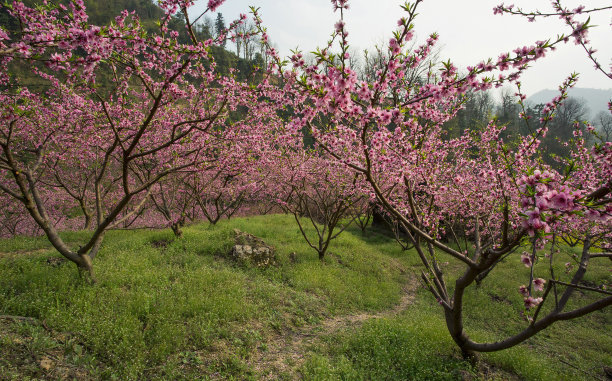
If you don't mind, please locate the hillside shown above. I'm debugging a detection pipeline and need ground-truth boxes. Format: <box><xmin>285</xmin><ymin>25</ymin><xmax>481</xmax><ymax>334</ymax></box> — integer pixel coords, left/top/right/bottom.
<box><xmin>1</xmin><ymin>214</ymin><xmax>610</xmax><ymax>380</ymax></box>
<box><xmin>527</xmin><ymin>87</ymin><xmax>612</xmax><ymax>119</ymax></box>
<box><xmin>0</xmin><ymin>0</ymin><xmax>262</xmax><ymax>80</ymax></box>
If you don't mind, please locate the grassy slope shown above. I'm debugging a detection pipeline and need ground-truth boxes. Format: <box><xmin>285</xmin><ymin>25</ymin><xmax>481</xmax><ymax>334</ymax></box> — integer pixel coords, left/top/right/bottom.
<box><xmin>0</xmin><ymin>214</ymin><xmax>610</xmax><ymax>380</ymax></box>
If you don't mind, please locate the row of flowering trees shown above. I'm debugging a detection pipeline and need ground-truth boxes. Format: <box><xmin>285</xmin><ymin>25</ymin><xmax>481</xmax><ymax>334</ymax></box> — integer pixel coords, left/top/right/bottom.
<box><xmin>0</xmin><ymin>0</ymin><xmax>610</xmax><ymax>357</ymax></box>
<box><xmin>0</xmin><ymin>0</ymin><xmax>283</xmax><ymax>279</ymax></box>
<box><xmin>252</xmin><ymin>0</ymin><xmax>611</xmax><ymax>356</ymax></box>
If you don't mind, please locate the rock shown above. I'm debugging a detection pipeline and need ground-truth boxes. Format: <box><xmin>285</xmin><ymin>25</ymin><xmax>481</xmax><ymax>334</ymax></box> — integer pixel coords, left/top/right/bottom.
<box><xmin>230</xmin><ymin>229</ymin><xmax>275</xmax><ymax>267</ymax></box>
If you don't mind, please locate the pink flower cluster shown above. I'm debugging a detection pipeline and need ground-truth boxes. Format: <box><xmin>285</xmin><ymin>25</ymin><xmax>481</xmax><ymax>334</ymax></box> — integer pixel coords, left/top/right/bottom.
<box><xmin>519</xmin><ymin>278</ymin><xmax>546</xmax><ymax>309</ymax></box>
<box><xmin>331</xmin><ymin>0</ymin><xmax>349</xmax><ymax>12</ymax></box>
<box><xmin>207</xmin><ymin>0</ymin><xmax>225</xmax><ymax>12</ymax></box>
<box><xmin>518</xmin><ymin>170</ymin><xmax>582</xmax><ymax>237</ymax></box>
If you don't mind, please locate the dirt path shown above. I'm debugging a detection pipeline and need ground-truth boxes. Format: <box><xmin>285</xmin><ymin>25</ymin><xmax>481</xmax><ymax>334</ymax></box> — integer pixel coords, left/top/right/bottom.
<box><xmin>251</xmin><ymin>275</ymin><xmax>420</xmax><ymax>379</ymax></box>
<box><xmin>0</xmin><ymin>248</ymin><xmax>49</xmax><ymax>259</ymax></box>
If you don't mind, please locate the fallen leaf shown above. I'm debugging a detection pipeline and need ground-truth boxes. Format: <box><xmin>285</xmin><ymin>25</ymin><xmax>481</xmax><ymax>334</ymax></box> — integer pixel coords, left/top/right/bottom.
<box><xmin>39</xmin><ymin>356</ymin><xmax>54</xmax><ymax>371</ymax></box>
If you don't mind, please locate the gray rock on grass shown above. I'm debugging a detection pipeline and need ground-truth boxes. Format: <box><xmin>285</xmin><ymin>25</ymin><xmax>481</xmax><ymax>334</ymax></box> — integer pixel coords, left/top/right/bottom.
<box><xmin>230</xmin><ymin>229</ymin><xmax>275</xmax><ymax>267</ymax></box>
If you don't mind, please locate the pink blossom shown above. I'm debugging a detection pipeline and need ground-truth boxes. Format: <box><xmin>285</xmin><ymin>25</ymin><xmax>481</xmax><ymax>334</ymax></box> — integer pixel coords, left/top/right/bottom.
<box><xmin>524</xmin><ymin>296</ymin><xmax>543</xmax><ymax>309</ymax></box>
<box><xmin>535</xmin><ymin>196</ymin><xmax>549</xmax><ymax>210</ymax></box>
<box><xmin>520</xmin><ymin>252</ymin><xmax>532</xmax><ymax>267</ymax></box>
<box><xmin>207</xmin><ymin>0</ymin><xmax>225</xmax><ymax>12</ymax></box>
<box><xmin>550</xmin><ymin>191</ymin><xmax>572</xmax><ymax>209</ymax></box>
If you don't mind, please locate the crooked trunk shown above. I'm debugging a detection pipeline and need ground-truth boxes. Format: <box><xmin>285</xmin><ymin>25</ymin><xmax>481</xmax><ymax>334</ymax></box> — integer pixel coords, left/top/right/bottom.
<box><xmin>444</xmin><ymin>308</ymin><xmax>475</xmax><ymax>359</ymax></box>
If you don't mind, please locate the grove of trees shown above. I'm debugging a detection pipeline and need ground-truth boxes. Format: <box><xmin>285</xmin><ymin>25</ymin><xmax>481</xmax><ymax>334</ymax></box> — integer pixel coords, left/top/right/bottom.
<box><xmin>0</xmin><ymin>0</ymin><xmax>610</xmax><ymax>358</ymax></box>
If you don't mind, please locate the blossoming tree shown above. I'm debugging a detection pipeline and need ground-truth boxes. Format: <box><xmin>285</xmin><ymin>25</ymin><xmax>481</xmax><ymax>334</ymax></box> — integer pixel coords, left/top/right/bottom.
<box><xmin>0</xmin><ymin>0</ymin><xmax>274</xmax><ymax>280</ymax></box>
<box><xmin>255</xmin><ymin>0</ymin><xmax>611</xmax><ymax>355</ymax></box>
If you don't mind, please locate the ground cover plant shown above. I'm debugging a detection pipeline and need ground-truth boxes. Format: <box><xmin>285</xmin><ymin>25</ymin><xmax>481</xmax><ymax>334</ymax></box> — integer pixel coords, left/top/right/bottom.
<box><xmin>0</xmin><ymin>215</ymin><xmax>610</xmax><ymax>380</ymax></box>
<box><xmin>0</xmin><ymin>0</ymin><xmax>611</xmax><ymax>378</ymax></box>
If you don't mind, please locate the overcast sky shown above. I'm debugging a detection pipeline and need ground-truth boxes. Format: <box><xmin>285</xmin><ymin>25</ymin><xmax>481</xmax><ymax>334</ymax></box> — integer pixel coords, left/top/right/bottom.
<box><xmin>190</xmin><ymin>0</ymin><xmax>612</xmax><ymax>97</ymax></box>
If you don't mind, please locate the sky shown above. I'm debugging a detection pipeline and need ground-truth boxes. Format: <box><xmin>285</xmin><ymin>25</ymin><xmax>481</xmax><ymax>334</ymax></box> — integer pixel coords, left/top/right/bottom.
<box><xmin>190</xmin><ymin>0</ymin><xmax>612</xmax><ymax>97</ymax></box>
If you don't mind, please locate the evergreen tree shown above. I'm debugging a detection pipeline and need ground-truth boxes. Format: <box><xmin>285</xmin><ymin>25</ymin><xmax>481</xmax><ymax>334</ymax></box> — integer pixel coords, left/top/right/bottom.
<box><xmin>215</xmin><ymin>13</ymin><xmax>226</xmax><ymax>48</ymax></box>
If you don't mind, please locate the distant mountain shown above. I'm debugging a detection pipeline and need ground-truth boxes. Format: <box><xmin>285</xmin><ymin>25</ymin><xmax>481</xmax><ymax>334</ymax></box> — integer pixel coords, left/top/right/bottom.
<box><xmin>526</xmin><ymin>88</ymin><xmax>612</xmax><ymax>119</ymax></box>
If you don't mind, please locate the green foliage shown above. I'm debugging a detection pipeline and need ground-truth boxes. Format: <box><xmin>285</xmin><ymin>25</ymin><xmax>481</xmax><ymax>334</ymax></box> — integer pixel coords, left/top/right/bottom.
<box><xmin>0</xmin><ymin>215</ymin><xmax>411</xmax><ymax>379</ymax></box>
<box><xmin>302</xmin><ymin>317</ymin><xmax>472</xmax><ymax>380</ymax></box>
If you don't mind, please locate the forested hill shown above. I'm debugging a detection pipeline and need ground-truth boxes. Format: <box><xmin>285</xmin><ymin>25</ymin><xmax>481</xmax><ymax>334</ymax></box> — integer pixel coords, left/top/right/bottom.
<box><xmin>0</xmin><ymin>0</ymin><xmax>264</xmax><ymax>80</ymax></box>
<box><xmin>1</xmin><ymin>0</ymin><xmax>165</xmax><ymax>38</ymax></box>
<box><xmin>77</xmin><ymin>0</ymin><xmax>165</xmax><ymax>24</ymax></box>
<box><xmin>527</xmin><ymin>88</ymin><xmax>612</xmax><ymax>119</ymax></box>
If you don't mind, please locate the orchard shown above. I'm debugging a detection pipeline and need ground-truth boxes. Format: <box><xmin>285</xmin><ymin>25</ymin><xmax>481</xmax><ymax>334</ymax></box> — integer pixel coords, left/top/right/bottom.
<box><xmin>0</xmin><ymin>0</ymin><xmax>610</xmax><ymax>377</ymax></box>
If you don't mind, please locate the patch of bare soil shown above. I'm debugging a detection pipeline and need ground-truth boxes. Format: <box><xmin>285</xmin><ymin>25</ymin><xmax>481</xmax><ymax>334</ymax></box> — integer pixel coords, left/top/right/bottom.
<box><xmin>0</xmin><ymin>248</ymin><xmax>49</xmax><ymax>259</ymax></box>
<box><xmin>250</xmin><ymin>274</ymin><xmax>420</xmax><ymax>380</ymax></box>
<box><xmin>0</xmin><ymin>316</ymin><xmax>97</xmax><ymax>381</ymax></box>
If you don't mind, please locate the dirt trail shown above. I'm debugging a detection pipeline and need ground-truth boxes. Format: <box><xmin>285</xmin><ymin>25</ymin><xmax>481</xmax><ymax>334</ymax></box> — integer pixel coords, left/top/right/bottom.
<box><xmin>251</xmin><ymin>275</ymin><xmax>420</xmax><ymax>379</ymax></box>
<box><xmin>0</xmin><ymin>248</ymin><xmax>49</xmax><ymax>259</ymax></box>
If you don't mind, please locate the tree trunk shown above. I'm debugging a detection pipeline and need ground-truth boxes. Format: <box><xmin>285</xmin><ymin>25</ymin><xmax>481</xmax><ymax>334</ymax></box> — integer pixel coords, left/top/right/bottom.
<box><xmin>80</xmin><ymin>199</ymin><xmax>93</xmax><ymax>230</ymax></box>
<box><xmin>171</xmin><ymin>223</ymin><xmax>183</xmax><ymax>238</ymax></box>
<box><xmin>83</xmin><ymin>212</ymin><xmax>92</xmax><ymax>230</ymax></box>
<box><xmin>76</xmin><ymin>253</ymin><xmax>96</xmax><ymax>284</ymax></box>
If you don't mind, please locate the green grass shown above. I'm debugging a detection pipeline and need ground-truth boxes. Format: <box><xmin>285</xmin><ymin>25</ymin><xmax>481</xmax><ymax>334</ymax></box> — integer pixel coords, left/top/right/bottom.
<box><xmin>0</xmin><ymin>214</ymin><xmax>610</xmax><ymax>380</ymax></box>
<box><xmin>301</xmin><ymin>313</ymin><xmax>472</xmax><ymax>381</ymax></box>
